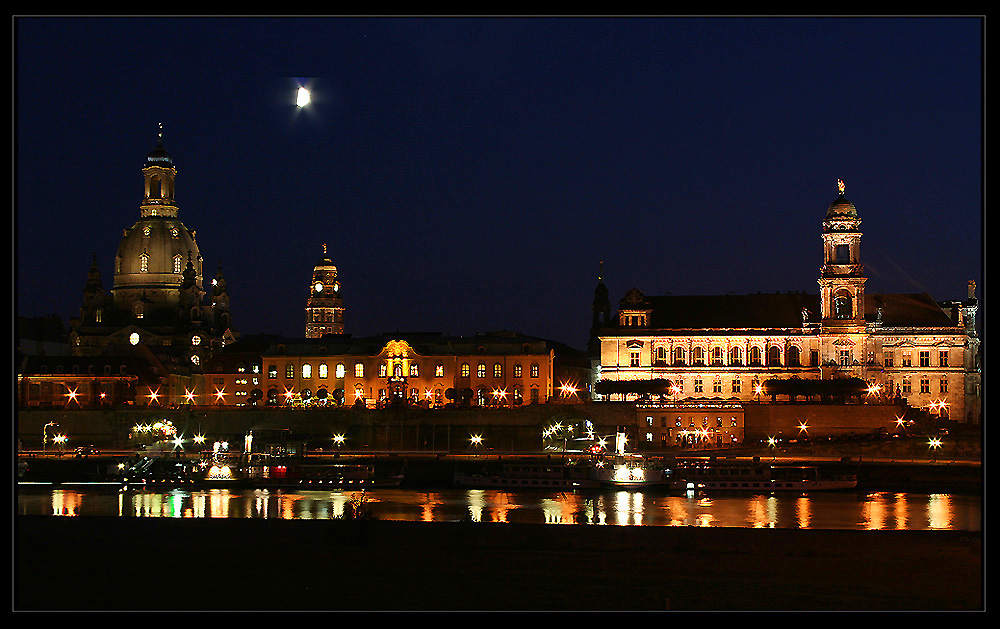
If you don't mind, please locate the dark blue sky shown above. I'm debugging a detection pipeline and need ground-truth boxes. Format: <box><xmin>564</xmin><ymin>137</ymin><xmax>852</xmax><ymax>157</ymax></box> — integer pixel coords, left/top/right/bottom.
<box><xmin>16</xmin><ymin>17</ymin><xmax>983</xmax><ymax>349</ymax></box>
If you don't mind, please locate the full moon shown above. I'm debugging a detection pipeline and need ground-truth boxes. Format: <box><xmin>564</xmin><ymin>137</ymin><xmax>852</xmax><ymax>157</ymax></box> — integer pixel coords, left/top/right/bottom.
<box><xmin>296</xmin><ymin>86</ymin><xmax>311</xmax><ymax>107</ymax></box>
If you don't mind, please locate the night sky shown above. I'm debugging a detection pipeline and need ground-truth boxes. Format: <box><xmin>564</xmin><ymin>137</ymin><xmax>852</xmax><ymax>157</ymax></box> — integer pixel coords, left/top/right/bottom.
<box><xmin>15</xmin><ymin>17</ymin><xmax>983</xmax><ymax>350</ymax></box>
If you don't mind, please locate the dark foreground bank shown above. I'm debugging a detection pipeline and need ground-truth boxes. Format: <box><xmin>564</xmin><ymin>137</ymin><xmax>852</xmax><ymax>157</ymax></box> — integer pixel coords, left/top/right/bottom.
<box><xmin>16</xmin><ymin>516</ymin><xmax>982</xmax><ymax>611</ymax></box>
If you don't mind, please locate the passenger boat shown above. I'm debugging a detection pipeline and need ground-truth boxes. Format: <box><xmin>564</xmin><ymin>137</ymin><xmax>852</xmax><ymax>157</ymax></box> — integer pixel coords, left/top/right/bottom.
<box><xmin>453</xmin><ymin>459</ymin><xmax>603</xmax><ymax>490</ymax></box>
<box><xmin>669</xmin><ymin>457</ymin><xmax>857</xmax><ymax>492</ymax></box>
<box><xmin>240</xmin><ymin>456</ymin><xmax>404</xmax><ymax>489</ymax></box>
<box><xmin>590</xmin><ymin>453</ymin><xmax>672</xmax><ymax>489</ymax></box>
<box><xmin>123</xmin><ymin>453</ymin><xmax>403</xmax><ymax>490</ymax></box>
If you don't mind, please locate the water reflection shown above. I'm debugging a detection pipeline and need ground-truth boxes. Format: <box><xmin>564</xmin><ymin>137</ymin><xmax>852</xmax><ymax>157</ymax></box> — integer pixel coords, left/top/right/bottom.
<box><xmin>18</xmin><ymin>487</ymin><xmax>980</xmax><ymax>531</ymax></box>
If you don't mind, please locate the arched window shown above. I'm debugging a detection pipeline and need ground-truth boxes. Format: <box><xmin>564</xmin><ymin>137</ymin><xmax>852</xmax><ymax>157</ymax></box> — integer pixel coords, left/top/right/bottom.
<box><xmin>268</xmin><ymin>365</ymin><xmax>277</xmax><ymax>379</ymax></box>
<box><xmin>712</xmin><ymin>347</ymin><xmax>724</xmax><ymax>365</ymax></box>
<box><xmin>493</xmin><ymin>363</ymin><xmax>503</xmax><ymax>378</ymax></box>
<box><xmin>173</xmin><ymin>254</ymin><xmax>183</xmax><ymax>274</ymax></box>
<box><xmin>787</xmin><ymin>346</ymin><xmax>801</xmax><ymax>367</ymax></box>
<box><xmin>301</xmin><ymin>364</ymin><xmax>312</xmax><ymax>379</ymax></box>
<box><xmin>318</xmin><ymin>363</ymin><xmax>328</xmax><ymax>379</ymax></box>
<box><xmin>729</xmin><ymin>347</ymin><xmax>743</xmax><ymax>365</ymax></box>
<box><xmin>477</xmin><ymin>363</ymin><xmax>486</xmax><ymax>378</ymax></box>
<box><xmin>767</xmin><ymin>346</ymin><xmax>781</xmax><ymax>367</ymax></box>
<box><xmin>834</xmin><ymin>291</ymin><xmax>853</xmax><ymax>319</ymax></box>
<box><xmin>410</xmin><ymin>363</ymin><xmax>419</xmax><ymax>377</ymax></box>
<box><xmin>139</xmin><ymin>253</ymin><xmax>148</xmax><ymax>273</ymax></box>
<box><xmin>672</xmin><ymin>347</ymin><xmax>686</xmax><ymax>365</ymax></box>
<box><xmin>461</xmin><ymin>363</ymin><xmax>470</xmax><ymax>378</ymax></box>
<box><xmin>692</xmin><ymin>347</ymin><xmax>705</xmax><ymax>365</ymax></box>
<box><xmin>656</xmin><ymin>347</ymin><xmax>668</xmax><ymax>363</ymax></box>
<box><xmin>336</xmin><ymin>363</ymin><xmax>346</xmax><ymax>378</ymax></box>
<box><xmin>750</xmin><ymin>346</ymin><xmax>762</xmax><ymax>366</ymax></box>
<box><xmin>530</xmin><ymin>363</ymin><xmax>539</xmax><ymax>378</ymax></box>
<box><xmin>354</xmin><ymin>363</ymin><xmax>364</xmax><ymax>377</ymax></box>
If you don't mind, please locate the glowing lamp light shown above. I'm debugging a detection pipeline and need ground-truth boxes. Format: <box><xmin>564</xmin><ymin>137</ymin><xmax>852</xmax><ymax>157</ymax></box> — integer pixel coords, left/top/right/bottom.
<box><xmin>215</xmin><ymin>389</ymin><xmax>226</xmax><ymax>402</ymax></box>
<box><xmin>184</xmin><ymin>389</ymin><xmax>197</xmax><ymax>404</ymax></box>
<box><xmin>768</xmin><ymin>437</ymin><xmax>777</xmax><ymax>447</ymax></box>
<box><xmin>469</xmin><ymin>434</ymin><xmax>483</xmax><ymax>447</ymax></box>
<box><xmin>928</xmin><ymin>437</ymin><xmax>943</xmax><ymax>449</ymax></box>
<box><xmin>296</xmin><ymin>86</ymin><xmax>311</xmax><ymax>107</ymax></box>
<box><xmin>147</xmin><ymin>388</ymin><xmax>160</xmax><ymax>404</ymax></box>
<box><xmin>193</xmin><ymin>434</ymin><xmax>206</xmax><ymax>445</ymax></box>
<box><xmin>798</xmin><ymin>422</ymin><xmax>809</xmax><ymax>434</ymax></box>
<box><xmin>333</xmin><ymin>434</ymin><xmax>345</xmax><ymax>446</ymax></box>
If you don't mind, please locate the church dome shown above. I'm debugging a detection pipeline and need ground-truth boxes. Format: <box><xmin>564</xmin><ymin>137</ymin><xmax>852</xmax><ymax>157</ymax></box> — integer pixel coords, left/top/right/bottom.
<box><xmin>114</xmin><ymin>218</ymin><xmax>202</xmax><ymax>291</ymax></box>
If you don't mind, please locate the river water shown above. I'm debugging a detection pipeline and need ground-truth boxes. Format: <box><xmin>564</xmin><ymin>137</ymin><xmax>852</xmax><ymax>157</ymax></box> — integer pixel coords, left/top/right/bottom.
<box><xmin>16</xmin><ymin>485</ymin><xmax>981</xmax><ymax>531</ymax></box>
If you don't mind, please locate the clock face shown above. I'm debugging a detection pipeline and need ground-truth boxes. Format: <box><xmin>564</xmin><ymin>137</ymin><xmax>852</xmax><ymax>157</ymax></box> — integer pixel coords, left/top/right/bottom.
<box><xmin>314</xmin><ymin>282</ymin><xmax>324</xmax><ymax>293</ymax></box>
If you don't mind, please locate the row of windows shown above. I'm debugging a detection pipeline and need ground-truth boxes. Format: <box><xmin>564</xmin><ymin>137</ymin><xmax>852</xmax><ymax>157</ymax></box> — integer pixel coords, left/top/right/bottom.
<box><xmin>633</xmin><ymin>345</ymin><xmax>813</xmax><ymax>367</ymax></box>
<box><xmin>265</xmin><ymin>361</ymin><xmax>543</xmax><ymax>380</ymax></box>
<box><xmin>645</xmin><ymin>415</ymin><xmax>741</xmax><ymax>428</ymax></box>
<box><xmin>889</xmin><ymin>377</ymin><xmax>951</xmax><ymax>395</ymax></box>
<box><xmin>885</xmin><ymin>350</ymin><xmax>951</xmax><ymax>368</ymax></box>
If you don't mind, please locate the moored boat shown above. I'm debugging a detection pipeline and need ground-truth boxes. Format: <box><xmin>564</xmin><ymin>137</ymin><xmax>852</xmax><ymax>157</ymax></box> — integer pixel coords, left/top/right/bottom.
<box><xmin>670</xmin><ymin>456</ymin><xmax>857</xmax><ymax>492</ymax></box>
<box><xmin>591</xmin><ymin>453</ymin><xmax>672</xmax><ymax>489</ymax></box>
<box><xmin>454</xmin><ymin>459</ymin><xmax>602</xmax><ymax>490</ymax></box>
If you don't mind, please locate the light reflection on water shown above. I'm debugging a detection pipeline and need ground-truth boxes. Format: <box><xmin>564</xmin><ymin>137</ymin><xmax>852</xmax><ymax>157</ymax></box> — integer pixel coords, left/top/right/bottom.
<box><xmin>17</xmin><ymin>487</ymin><xmax>981</xmax><ymax>531</ymax></box>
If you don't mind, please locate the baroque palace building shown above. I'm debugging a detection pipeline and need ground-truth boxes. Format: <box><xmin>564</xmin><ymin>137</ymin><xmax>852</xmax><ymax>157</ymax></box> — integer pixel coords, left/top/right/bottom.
<box><xmin>593</xmin><ymin>181</ymin><xmax>981</xmax><ymax>423</ymax></box>
<box><xmin>202</xmin><ymin>331</ymin><xmax>591</xmax><ymax>409</ymax></box>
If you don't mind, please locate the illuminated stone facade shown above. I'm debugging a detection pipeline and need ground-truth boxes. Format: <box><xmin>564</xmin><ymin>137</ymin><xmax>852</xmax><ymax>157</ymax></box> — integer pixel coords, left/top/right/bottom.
<box><xmin>304</xmin><ymin>244</ymin><xmax>345</xmax><ymax>337</ymax></box>
<box><xmin>596</xmin><ymin>182</ymin><xmax>981</xmax><ymax>423</ymax></box>
<box><xmin>69</xmin><ymin>129</ymin><xmax>236</xmax><ymax>375</ymax></box>
<box><xmin>202</xmin><ymin>332</ymin><xmax>582</xmax><ymax>408</ymax></box>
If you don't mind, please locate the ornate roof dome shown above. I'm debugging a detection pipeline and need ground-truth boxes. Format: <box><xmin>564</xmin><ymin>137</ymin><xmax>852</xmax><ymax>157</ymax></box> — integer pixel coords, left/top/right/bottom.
<box><xmin>825</xmin><ymin>179</ymin><xmax>858</xmax><ymax>219</ymax></box>
<box><xmin>145</xmin><ymin>140</ymin><xmax>173</xmax><ymax>168</ymax></box>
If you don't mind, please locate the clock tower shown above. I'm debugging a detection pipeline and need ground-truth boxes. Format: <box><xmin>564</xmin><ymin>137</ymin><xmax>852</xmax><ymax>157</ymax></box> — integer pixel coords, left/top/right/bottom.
<box><xmin>305</xmin><ymin>244</ymin><xmax>345</xmax><ymax>338</ymax></box>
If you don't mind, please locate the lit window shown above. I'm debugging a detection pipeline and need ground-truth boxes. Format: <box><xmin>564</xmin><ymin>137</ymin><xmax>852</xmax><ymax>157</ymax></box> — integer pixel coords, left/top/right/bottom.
<box><xmin>319</xmin><ymin>363</ymin><xmax>328</xmax><ymax>379</ymax></box>
<box><xmin>355</xmin><ymin>363</ymin><xmax>364</xmax><ymax>377</ymax></box>
<box><xmin>530</xmin><ymin>363</ymin><xmax>539</xmax><ymax>378</ymax></box>
<box><xmin>435</xmin><ymin>364</ymin><xmax>444</xmax><ymax>377</ymax></box>
<box><xmin>285</xmin><ymin>364</ymin><xmax>294</xmax><ymax>379</ymax></box>
<box><xmin>336</xmin><ymin>364</ymin><xmax>346</xmax><ymax>378</ymax></box>
<box><xmin>839</xmin><ymin>350</ymin><xmax>851</xmax><ymax>366</ymax></box>
<box><xmin>513</xmin><ymin>364</ymin><xmax>522</xmax><ymax>378</ymax></box>
<box><xmin>379</xmin><ymin>364</ymin><xmax>387</xmax><ymax>377</ymax></box>
<box><xmin>410</xmin><ymin>363</ymin><xmax>419</xmax><ymax>377</ymax></box>
<box><xmin>139</xmin><ymin>253</ymin><xmax>148</xmax><ymax>273</ymax></box>
<box><xmin>461</xmin><ymin>363</ymin><xmax>470</xmax><ymax>378</ymax></box>
<box><xmin>302</xmin><ymin>364</ymin><xmax>312</xmax><ymax>379</ymax></box>
<box><xmin>493</xmin><ymin>363</ymin><xmax>502</xmax><ymax>378</ymax></box>
<box><xmin>174</xmin><ymin>254</ymin><xmax>183</xmax><ymax>274</ymax></box>
<box><xmin>477</xmin><ymin>363</ymin><xmax>486</xmax><ymax>378</ymax></box>
<box><xmin>268</xmin><ymin>365</ymin><xmax>277</xmax><ymax>379</ymax></box>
